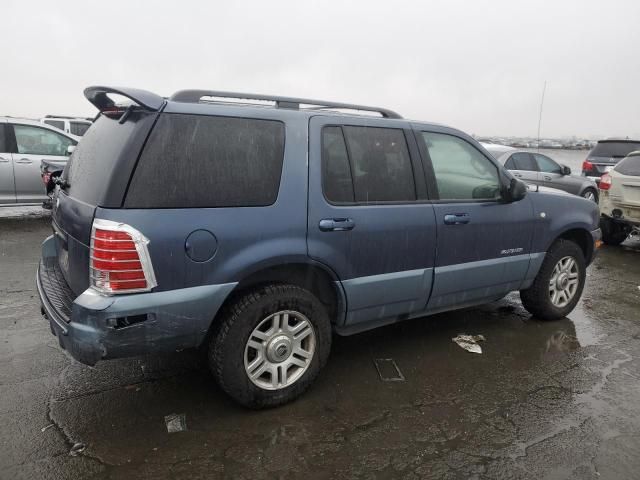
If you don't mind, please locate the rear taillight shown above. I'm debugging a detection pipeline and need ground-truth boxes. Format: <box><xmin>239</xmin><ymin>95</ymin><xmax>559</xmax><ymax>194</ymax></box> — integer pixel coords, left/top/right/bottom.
<box><xmin>582</xmin><ymin>160</ymin><xmax>594</xmax><ymax>172</ymax></box>
<box><xmin>89</xmin><ymin>219</ymin><xmax>157</xmax><ymax>295</ymax></box>
<box><xmin>599</xmin><ymin>173</ymin><xmax>612</xmax><ymax>191</ymax></box>
<box><xmin>42</xmin><ymin>173</ymin><xmax>51</xmax><ymax>185</ymax></box>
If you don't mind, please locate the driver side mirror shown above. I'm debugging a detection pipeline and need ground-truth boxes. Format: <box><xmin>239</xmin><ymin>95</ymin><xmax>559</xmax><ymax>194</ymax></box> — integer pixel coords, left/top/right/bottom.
<box><xmin>66</xmin><ymin>145</ymin><xmax>76</xmax><ymax>156</ymax></box>
<box><xmin>561</xmin><ymin>164</ymin><xmax>571</xmax><ymax>175</ymax></box>
<box><xmin>504</xmin><ymin>177</ymin><xmax>527</xmax><ymax>203</ymax></box>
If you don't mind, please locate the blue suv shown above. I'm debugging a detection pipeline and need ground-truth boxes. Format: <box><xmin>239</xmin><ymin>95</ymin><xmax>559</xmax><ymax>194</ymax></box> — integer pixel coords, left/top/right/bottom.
<box><xmin>38</xmin><ymin>86</ymin><xmax>601</xmax><ymax>407</ymax></box>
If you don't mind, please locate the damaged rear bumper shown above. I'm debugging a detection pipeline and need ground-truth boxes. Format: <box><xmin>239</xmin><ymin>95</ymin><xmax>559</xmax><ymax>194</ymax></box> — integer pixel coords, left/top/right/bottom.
<box><xmin>37</xmin><ymin>236</ymin><xmax>236</xmax><ymax>366</ymax></box>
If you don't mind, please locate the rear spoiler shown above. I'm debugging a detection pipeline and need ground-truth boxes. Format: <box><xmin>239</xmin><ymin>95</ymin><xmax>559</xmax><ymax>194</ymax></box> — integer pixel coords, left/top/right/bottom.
<box><xmin>84</xmin><ymin>86</ymin><xmax>165</xmax><ymax>112</ymax></box>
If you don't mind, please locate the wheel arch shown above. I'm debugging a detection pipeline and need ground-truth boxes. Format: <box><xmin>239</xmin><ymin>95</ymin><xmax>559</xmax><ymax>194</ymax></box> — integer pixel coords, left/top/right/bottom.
<box><xmin>552</xmin><ymin>228</ymin><xmax>594</xmax><ymax>264</ymax></box>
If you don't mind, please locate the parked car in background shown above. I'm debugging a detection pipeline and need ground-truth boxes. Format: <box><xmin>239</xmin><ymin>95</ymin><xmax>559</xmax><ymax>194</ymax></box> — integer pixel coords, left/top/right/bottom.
<box><xmin>0</xmin><ymin>117</ymin><xmax>77</xmax><ymax>205</ymax></box>
<box><xmin>598</xmin><ymin>151</ymin><xmax>640</xmax><ymax>245</ymax></box>
<box><xmin>38</xmin><ymin>86</ymin><xmax>601</xmax><ymax>408</ymax></box>
<box><xmin>41</xmin><ymin>116</ymin><xmax>92</xmax><ymax>137</ymax></box>
<box><xmin>582</xmin><ymin>139</ymin><xmax>640</xmax><ymax>181</ymax></box>
<box><xmin>483</xmin><ymin>144</ymin><xmax>599</xmax><ymax>201</ymax></box>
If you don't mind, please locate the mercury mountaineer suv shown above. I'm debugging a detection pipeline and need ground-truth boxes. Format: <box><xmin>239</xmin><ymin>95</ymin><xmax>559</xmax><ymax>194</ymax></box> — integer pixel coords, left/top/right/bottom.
<box><xmin>38</xmin><ymin>86</ymin><xmax>601</xmax><ymax>408</ymax></box>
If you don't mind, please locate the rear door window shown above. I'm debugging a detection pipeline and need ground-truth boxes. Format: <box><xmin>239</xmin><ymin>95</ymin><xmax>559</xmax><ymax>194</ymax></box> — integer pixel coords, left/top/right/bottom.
<box><xmin>506</xmin><ymin>152</ymin><xmax>537</xmax><ymax>171</ymax></box>
<box><xmin>615</xmin><ymin>155</ymin><xmax>640</xmax><ymax>176</ymax></box>
<box><xmin>342</xmin><ymin>126</ymin><xmax>416</xmax><ymax>203</ymax></box>
<box><xmin>44</xmin><ymin>120</ymin><xmax>65</xmax><ymax>131</ymax></box>
<box><xmin>125</xmin><ymin>114</ymin><xmax>285</xmax><ymax>208</ymax></box>
<box><xmin>0</xmin><ymin>124</ymin><xmax>6</xmax><ymax>151</ymax></box>
<box><xmin>13</xmin><ymin>124</ymin><xmax>74</xmax><ymax>156</ymax></box>
<box><xmin>322</xmin><ymin>126</ymin><xmax>355</xmax><ymax>203</ymax></box>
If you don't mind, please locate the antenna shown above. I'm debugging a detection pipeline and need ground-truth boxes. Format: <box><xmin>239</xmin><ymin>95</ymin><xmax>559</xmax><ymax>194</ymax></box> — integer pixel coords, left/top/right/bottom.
<box><xmin>536</xmin><ymin>81</ymin><xmax>546</xmax><ymax>152</ymax></box>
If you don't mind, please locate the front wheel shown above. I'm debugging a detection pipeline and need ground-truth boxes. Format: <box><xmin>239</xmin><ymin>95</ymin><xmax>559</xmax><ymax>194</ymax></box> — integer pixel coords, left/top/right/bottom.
<box><xmin>520</xmin><ymin>239</ymin><xmax>586</xmax><ymax>320</ymax></box>
<box><xmin>209</xmin><ymin>284</ymin><xmax>332</xmax><ymax>408</ymax></box>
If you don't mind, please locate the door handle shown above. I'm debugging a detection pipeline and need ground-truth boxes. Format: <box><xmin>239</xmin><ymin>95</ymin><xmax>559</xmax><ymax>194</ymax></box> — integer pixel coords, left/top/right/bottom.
<box><xmin>0</xmin><ymin>157</ymin><xmax>9</xmax><ymax>163</ymax></box>
<box><xmin>319</xmin><ymin>218</ymin><xmax>355</xmax><ymax>232</ymax></box>
<box><xmin>15</xmin><ymin>158</ymin><xmax>33</xmax><ymax>164</ymax></box>
<box><xmin>444</xmin><ymin>213</ymin><xmax>470</xmax><ymax>225</ymax></box>
<box><xmin>513</xmin><ymin>173</ymin><xmax>523</xmax><ymax>178</ymax></box>
<box><xmin>543</xmin><ymin>176</ymin><xmax>552</xmax><ymax>181</ymax></box>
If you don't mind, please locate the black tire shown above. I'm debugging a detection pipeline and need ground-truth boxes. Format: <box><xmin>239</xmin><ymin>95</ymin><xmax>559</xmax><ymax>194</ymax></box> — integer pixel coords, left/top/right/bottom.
<box><xmin>581</xmin><ymin>188</ymin><xmax>598</xmax><ymax>203</ymax></box>
<box><xmin>209</xmin><ymin>284</ymin><xmax>332</xmax><ymax>408</ymax></box>
<box><xmin>600</xmin><ymin>216</ymin><xmax>628</xmax><ymax>246</ymax></box>
<box><xmin>520</xmin><ymin>239</ymin><xmax>586</xmax><ymax>320</ymax></box>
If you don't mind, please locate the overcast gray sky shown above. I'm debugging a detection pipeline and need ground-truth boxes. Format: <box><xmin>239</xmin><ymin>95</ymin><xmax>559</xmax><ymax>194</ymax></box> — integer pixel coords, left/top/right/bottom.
<box><xmin>3</xmin><ymin>0</ymin><xmax>639</xmax><ymax>138</ymax></box>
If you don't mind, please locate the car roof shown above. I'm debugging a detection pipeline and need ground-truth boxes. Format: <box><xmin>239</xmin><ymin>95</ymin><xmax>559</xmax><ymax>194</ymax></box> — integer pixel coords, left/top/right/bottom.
<box><xmin>597</xmin><ymin>138</ymin><xmax>640</xmax><ymax>143</ymax></box>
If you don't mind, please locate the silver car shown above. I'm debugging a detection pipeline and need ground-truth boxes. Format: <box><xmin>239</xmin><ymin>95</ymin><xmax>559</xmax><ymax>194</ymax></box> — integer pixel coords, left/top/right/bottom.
<box><xmin>1</xmin><ymin>117</ymin><xmax>77</xmax><ymax>205</ymax></box>
<box><xmin>483</xmin><ymin>144</ymin><xmax>599</xmax><ymax>202</ymax></box>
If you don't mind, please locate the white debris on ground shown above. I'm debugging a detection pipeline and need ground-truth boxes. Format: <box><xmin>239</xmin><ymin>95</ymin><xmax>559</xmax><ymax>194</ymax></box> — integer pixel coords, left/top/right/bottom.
<box><xmin>452</xmin><ymin>334</ymin><xmax>486</xmax><ymax>354</ymax></box>
<box><xmin>165</xmin><ymin>413</ymin><xmax>187</xmax><ymax>433</ymax></box>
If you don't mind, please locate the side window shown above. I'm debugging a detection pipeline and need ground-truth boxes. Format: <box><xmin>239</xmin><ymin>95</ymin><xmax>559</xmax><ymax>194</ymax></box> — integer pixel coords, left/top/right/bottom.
<box><xmin>125</xmin><ymin>114</ymin><xmax>285</xmax><ymax>208</ymax></box>
<box><xmin>509</xmin><ymin>152</ymin><xmax>537</xmax><ymax>171</ymax></box>
<box><xmin>44</xmin><ymin>120</ymin><xmax>65</xmax><ymax>131</ymax></box>
<box><xmin>322</xmin><ymin>127</ymin><xmax>354</xmax><ymax>203</ymax></box>
<box><xmin>70</xmin><ymin>122</ymin><xmax>91</xmax><ymax>136</ymax></box>
<box><xmin>534</xmin><ymin>154</ymin><xmax>561</xmax><ymax>174</ymax></box>
<box><xmin>342</xmin><ymin>126</ymin><xmax>416</xmax><ymax>202</ymax></box>
<box><xmin>421</xmin><ymin>132</ymin><xmax>501</xmax><ymax>201</ymax></box>
<box><xmin>0</xmin><ymin>124</ymin><xmax>6</xmax><ymax>152</ymax></box>
<box><xmin>505</xmin><ymin>156</ymin><xmax>516</xmax><ymax>169</ymax></box>
<box><xmin>13</xmin><ymin>125</ymin><xmax>75</xmax><ymax>156</ymax></box>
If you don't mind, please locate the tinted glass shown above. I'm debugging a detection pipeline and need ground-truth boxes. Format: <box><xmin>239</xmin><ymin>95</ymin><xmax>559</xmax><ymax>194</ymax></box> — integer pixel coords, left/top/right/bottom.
<box><xmin>0</xmin><ymin>125</ymin><xmax>6</xmax><ymax>151</ymax></box>
<box><xmin>614</xmin><ymin>154</ymin><xmax>640</xmax><ymax>176</ymax></box>
<box><xmin>422</xmin><ymin>132</ymin><xmax>501</xmax><ymax>200</ymax></box>
<box><xmin>13</xmin><ymin>124</ymin><xmax>74</xmax><ymax>156</ymax></box>
<box><xmin>534</xmin><ymin>154</ymin><xmax>561</xmax><ymax>173</ymax></box>
<box><xmin>590</xmin><ymin>141</ymin><xmax>640</xmax><ymax>158</ymax></box>
<box><xmin>343</xmin><ymin>126</ymin><xmax>416</xmax><ymax>202</ymax></box>
<box><xmin>322</xmin><ymin>127</ymin><xmax>354</xmax><ymax>203</ymax></box>
<box><xmin>70</xmin><ymin>122</ymin><xmax>91</xmax><ymax>136</ymax></box>
<box><xmin>509</xmin><ymin>152</ymin><xmax>537</xmax><ymax>171</ymax></box>
<box><xmin>126</xmin><ymin>114</ymin><xmax>285</xmax><ymax>208</ymax></box>
<box><xmin>44</xmin><ymin>120</ymin><xmax>65</xmax><ymax>130</ymax></box>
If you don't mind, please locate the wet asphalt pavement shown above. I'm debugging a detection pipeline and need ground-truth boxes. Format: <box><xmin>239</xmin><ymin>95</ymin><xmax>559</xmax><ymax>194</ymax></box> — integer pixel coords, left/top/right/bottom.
<box><xmin>1</xmin><ymin>208</ymin><xmax>640</xmax><ymax>479</ymax></box>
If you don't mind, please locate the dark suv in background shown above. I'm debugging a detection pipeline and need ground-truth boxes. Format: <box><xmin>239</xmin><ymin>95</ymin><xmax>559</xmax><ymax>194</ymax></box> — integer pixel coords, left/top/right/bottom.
<box><xmin>38</xmin><ymin>86</ymin><xmax>601</xmax><ymax>408</ymax></box>
<box><xmin>582</xmin><ymin>139</ymin><xmax>640</xmax><ymax>180</ymax></box>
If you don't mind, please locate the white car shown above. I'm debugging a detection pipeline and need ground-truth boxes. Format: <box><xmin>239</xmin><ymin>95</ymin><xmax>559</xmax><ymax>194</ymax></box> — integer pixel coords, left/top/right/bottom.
<box><xmin>1</xmin><ymin>117</ymin><xmax>77</xmax><ymax>205</ymax></box>
<box><xmin>41</xmin><ymin>116</ymin><xmax>92</xmax><ymax>137</ymax></box>
<box><xmin>598</xmin><ymin>151</ymin><xmax>640</xmax><ymax>245</ymax></box>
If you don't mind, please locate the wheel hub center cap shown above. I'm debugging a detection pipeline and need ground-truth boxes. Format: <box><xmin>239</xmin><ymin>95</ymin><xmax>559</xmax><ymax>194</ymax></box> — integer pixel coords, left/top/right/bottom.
<box><xmin>557</xmin><ymin>273</ymin><xmax>569</xmax><ymax>290</ymax></box>
<box><xmin>266</xmin><ymin>335</ymin><xmax>292</xmax><ymax>363</ymax></box>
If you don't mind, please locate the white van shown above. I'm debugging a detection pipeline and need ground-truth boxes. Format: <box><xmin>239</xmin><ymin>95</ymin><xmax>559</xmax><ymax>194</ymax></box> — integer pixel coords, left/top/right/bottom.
<box><xmin>41</xmin><ymin>116</ymin><xmax>92</xmax><ymax>137</ymax></box>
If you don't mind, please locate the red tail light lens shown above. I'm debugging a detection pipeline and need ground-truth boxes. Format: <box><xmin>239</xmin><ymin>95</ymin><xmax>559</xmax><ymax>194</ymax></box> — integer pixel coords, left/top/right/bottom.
<box><xmin>599</xmin><ymin>173</ymin><xmax>612</xmax><ymax>191</ymax></box>
<box><xmin>42</xmin><ymin>173</ymin><xmax>51</xmax><ymax>185</ymax></box>
<box><xmin>582</xmin><ymin>160</ymin><xmax>594</xmax><ymax>172</ymax></box>
<box><xmin>90</xmin><ymin>219</ymin><xmax>157</xmax><ymax>295</ymax></box>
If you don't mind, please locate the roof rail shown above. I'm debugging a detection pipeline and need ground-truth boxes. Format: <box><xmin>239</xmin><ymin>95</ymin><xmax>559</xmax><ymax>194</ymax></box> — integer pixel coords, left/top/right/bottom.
<box><xmin>169</xmin><ymin>89</ymin><xmax>402</xmax><ymax>119</ymax></box>
<box><xmin>84</xmin><ymin>86</ymin><xmax>165</xmax><ymax>112</ymax></box>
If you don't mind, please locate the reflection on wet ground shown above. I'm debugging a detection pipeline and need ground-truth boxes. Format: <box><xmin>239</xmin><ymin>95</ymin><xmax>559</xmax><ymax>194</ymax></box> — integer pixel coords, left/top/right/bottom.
<box><xmin>1</xmin><ymin>214</ymin><xmax>640</xmax><ymax>479</ymax></box>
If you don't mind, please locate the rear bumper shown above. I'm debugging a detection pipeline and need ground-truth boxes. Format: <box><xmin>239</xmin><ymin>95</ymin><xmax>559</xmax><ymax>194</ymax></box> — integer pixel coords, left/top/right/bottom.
<box><xmin>37</xmin><ymin>235</ymin><xmax>236</xmax><ymax>366</ymax></box>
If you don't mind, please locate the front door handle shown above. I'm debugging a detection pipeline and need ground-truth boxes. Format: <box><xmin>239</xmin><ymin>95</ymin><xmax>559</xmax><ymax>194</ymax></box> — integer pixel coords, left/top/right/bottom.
<box><xmin>15</xmin><ymin>158</ymin><xmax>33</xmax><ymax>164</ymax></box>
<box><xmin>513</xmin><ymin>173</ymin><xmax>523</xmax><ymax>178</ymax></box>
<box><xmin>319</xmin><ymin>218</ymin><xmax>355</xmax><ymax>232</ymax></box>
<box><xmin>444</xmin><ymin>213</ymin><xmax>470</xmax><ymax>225</ymax></box>
<box><xmin>543</xmin><ymin>176</ymin><xmax>552</xmax><ymax>181</ymax></box>
<box><xmin>0</xmin><ymin>157</ymin><xmax>9</xmax><ymax>163</ymax></box>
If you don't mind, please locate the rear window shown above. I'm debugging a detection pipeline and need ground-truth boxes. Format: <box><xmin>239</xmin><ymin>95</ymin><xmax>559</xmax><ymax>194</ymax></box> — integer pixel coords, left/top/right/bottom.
<box><xmin>70</xmin><ymin>122</ymin><xmax>91</xmax><ymax>136</ymax></box>
<box><xmin>65</xmin><ymin>112</ymin><xmax>155</xmax><ymax>206</ymax></box>
<box><xmin>614</xmin><ymin>154</ymin><xmax>640</xmax><ymax>176</ymax></box>
<box><xmin>590</xmin><ymin>141</ymin><xmax>640</xmax><ymax>158</ymax></box>
<box><xmin>125</xmin><ymin>114</ymin><xmax>285</xmax><ymax>208</ymax></box>
<box><xmin>44</xmin><ymin>120</ymin><xmax>65</xmax><ymax>130</ymax></box>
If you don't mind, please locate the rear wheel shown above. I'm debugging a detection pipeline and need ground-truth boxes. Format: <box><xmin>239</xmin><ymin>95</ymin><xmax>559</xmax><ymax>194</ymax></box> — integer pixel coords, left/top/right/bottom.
<box><xmin>581</xmin><ymin>188</ymin><xmax>598</xmax><ymax>203</ymax></box>
<box><xmin>209</xmin><ymin>284</ymin><xmax>332</xmax><ymax>408</ymax></box>
<box><xmin>520</xmin><ymin>239</ymin><xmax>586</xmax><ymax>320</ymax></box>
<box><xmin>600</xmin><ymin>216</ymin><xmax>628</xmax><ymax>246</ymax></box>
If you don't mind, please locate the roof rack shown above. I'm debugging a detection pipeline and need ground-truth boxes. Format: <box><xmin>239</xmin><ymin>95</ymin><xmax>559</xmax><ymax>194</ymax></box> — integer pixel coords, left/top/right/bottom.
<box><xmin>169</xmin><ymin>89</ymin><xmax>402</xmax><ymax>119</ymax></box>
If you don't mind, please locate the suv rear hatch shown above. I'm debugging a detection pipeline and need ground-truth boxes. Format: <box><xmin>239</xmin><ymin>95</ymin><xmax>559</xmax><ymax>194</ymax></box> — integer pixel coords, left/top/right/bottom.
<box><xmin>51</xmin><ymin>88</ymin><xmax>163</xmax><ymax>297</ymax></box>
<box><xmin>583</xmin><ymin>140</ymin><xmax>640</xmax><ymax>178</ymax></box>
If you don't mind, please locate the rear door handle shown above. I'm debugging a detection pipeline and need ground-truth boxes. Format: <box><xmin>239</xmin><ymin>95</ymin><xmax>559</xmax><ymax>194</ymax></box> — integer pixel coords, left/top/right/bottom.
<box><xmin>319</xmin><ymin>218</ymin><xmax>355</xmax><ymax>232</ymax></box>
<box><xmin>0</xmin><ymin>157</ymin><xmax>9</xmax><ymax>163</ymax></box>
<box><xmin>444</xmin><ymin>213</ymin><xmax>470</xmax><ymax>225</ymax></box>
<box><xmin>15</xmin><ymin>158</ymin><xmax>33</xmax><ymax>164</ymax></box>
<box><xmin>513</xmin><ymin>173</ymin><xmax>523</xmax><ymax>178</ymax></box>
<box><xmin>543</xmin><ymin>176</ymin><xmax>552</xmax><ymax>181</ymax></box>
